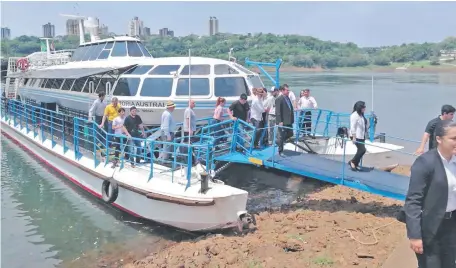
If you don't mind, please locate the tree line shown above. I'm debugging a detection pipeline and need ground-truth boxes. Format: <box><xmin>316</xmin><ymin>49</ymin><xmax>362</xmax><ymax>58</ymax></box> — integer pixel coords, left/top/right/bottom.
<box><xmin>2</xmin><ymin>34</ymin><xmax>456</xmax><ymax>69</ymax></box>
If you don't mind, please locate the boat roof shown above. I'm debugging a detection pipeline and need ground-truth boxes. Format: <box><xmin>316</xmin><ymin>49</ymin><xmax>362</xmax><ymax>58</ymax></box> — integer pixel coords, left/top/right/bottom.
<box><xmin>80</xmin><ymin>36</ymin><xmax>141</xmax><ymax>46</ymax></box>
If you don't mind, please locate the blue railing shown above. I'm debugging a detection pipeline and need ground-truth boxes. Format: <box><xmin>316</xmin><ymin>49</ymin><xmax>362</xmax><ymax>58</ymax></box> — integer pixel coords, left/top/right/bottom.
<box><xmin>1</xmin><ymin>99</ymin><xmax>215</xmax><ymax>189</ymax></box>
<box><xmin>1</xmin><ymin>97</ymin><xmax>423</xmax><ymax>200</ymax></box>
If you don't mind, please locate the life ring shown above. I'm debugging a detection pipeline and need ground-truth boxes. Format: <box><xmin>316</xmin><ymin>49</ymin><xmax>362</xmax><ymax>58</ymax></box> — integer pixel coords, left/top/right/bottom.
<box><xmin>16</xmin><ymin>58</ymin><xmax>29</xmax><ymax>71</ymax></box>
<box><xmin>101</xmin><ymin>179</ymin><xmax>119</xmax><ymax>204</ymax></box>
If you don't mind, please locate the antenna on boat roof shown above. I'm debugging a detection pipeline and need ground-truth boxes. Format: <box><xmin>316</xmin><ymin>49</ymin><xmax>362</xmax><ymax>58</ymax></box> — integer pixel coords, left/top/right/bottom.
<box><xmin>188</xmin><ymin>48</ymin><xmax>192</xmax><ymax>148</ymax></box>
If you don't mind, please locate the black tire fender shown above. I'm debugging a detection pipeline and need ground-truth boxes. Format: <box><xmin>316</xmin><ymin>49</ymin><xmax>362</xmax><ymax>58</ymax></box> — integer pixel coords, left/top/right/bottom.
<box><xmin>101</xmin><ymin>179</ymin><xmax>119</xmax><ymax>204</ymax></box>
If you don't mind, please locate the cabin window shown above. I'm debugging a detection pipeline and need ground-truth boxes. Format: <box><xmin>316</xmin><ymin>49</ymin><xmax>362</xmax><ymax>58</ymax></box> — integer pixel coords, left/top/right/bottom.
<box><xmin>81</xmin><ymin>45</ymin><xmax>96</xmax><ymax>61</ymax></box>
<box><xmin>104</xmin><ymin>42</ymin><xmax>114</xmax><ymax>50</ymax></box>
<box><xmin>33</xmin><ymin>79</ymin><xmax>41</xmax><ymax>87</ymax></box>
<box><xmin>248</xmin><ymin>75</ymin><xmax>264</xmax><ymax>88</ymax></box>
<box><xmin>89</xmin><ymin>43</ymin><xmax>105</xmax><ymax>61</ymax></box>
<box><xmin>44</xmin><ymin>79</ymin><xmax>55</xmax><ymax>88</ymax></box>
<box><xmin>112</xmin><ymin>78</ymin><xmax>140</xmax><ymax>96</ymax></box>
<box><xmin>124</xmin><ymin>65</ymin><xmax>154</xmax><ymax>75</ymax></box>
<box><xmin>127</xmin><ymin>42</ymin><xmax>143</xmax><ymax>57</ymax></box>
<box><xmin>214</xmin><ymin>64</ymin><xmax>239</xmax><ymax>75</ymax></box>
<box><xmin>39</xmin><ymin>79</ymin><xmax>47</xmax><ymax>88</ymax></box>
<box><xmin>71</xmin><ymin>47</ymin><xmax>85</xmax><ymax>61</ymax></box>
<box><xmin>73</xmin><ymin>77</ymin><xmax>88</xmax><ymax>92</ymax></box>
<box><xmin>98</xmin><ymin>50</ymin><xmax>110</xmax><ymax>60</ymax></box>
<box><xmin>77</xmin><ymin>46</ymin><xmax>89</xmax><ymax>61</ymax></box>
<box><xmin>140</xmin><ymin>78</ymin><xmax>173</xmax><ymax>97</ymax></box>
<box><xmin>175</xmin><ymin>78</ymin><xmax>210</xmax><ymax>96</ymax></box>
<box><xmin>97</xmin><ymin>42</ymin><xmax>114</xmax><ymax>60</ymax></box>
<box><xmin>111</xmin><ymin>41</ymin><xmax>127</xmax><ymax>57</ymax></box>
<box><xmin>61</xmin><ymin>79</ymin><xmax>75</xmax><ymax>91</ymax></box>
<box><xmin>180</xmin><ymin>64</ymin><xmax>211</xmax><ymax>75</ymax></box>
<box><xmin>95</xmin><ymin>78</ymin><xmax>116</xmax><ymax>94</ymax></box>
<box><xmin>138</xmin><ymin>42</ymin><xmax>152</xmax><ymax>57</ymax></box>
<box><xmin>148</xmin><ymin>65</ymin><xmax>181</xmax><ymax>75</ymax></box>
<box><xmin>23</xmin><ymin>78</ymin><xmax>29</xmax><ymax>86</ymax></box>
<box><xmin>87</xmin><ymin>77</ymin><xmax>100</xmax><ymax>93</ymax></box>
<box><xmin>214</xmin><ymin>77</ymin><xmax>250</xmax><ymax>97</ymax></box>
<box><xmin>52</xmin><ymin>79</ymin><xmax>64</xmax><ymax>89</ymax></box>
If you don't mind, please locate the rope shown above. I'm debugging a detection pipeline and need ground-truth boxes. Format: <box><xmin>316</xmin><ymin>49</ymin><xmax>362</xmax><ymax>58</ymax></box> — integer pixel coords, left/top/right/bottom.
<box><xmin>334</xmin><ymin>220</ymin><xmax>397</xmax><ymax>246</ymax></box>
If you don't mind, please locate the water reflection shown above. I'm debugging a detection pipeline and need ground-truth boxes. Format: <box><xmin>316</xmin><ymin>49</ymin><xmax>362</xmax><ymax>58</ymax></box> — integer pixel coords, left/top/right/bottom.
<box><xmin>220</xmin><ymin>164</ymin><xmax>327</xmax><ymax>211</ymax></box>
<box><xmin>1</xmin><ymin>139</ymin><xmax>191</xmax><ymax>268</ymax></box>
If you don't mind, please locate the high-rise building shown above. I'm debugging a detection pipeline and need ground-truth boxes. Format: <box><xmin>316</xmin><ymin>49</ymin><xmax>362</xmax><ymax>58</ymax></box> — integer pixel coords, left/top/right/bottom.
<box><xmin>159</xmin><ymin>28</ymin><xmax>174</xmax><ymax>38</ymax></box>
<box><xmin>66</xmin><ymin>19</ymin><xmax>84</xmax><ymax>36</ymax></box>
<box><xmin>209</xmin><ymin>17</ymin><xmax>219</xmax><ymax>36</ymax></box>
<box><xmin>42</xmin><ymin>23</ymin><xmax>55</xmax><ymax>38</ymax></box>
<box><xmin>1</xmin><ymin>27</ymin><xmax>11</xmax><ymax>40</ymax></box>
<box><xmin>128</xmin><ymin>16</ymin><xmax>144</xmax><ymax>37</ymax></box>
<box><xmin>144</xmin><ymin>27</ymin><xmax>151</xmax><ymax>37</ymax></box>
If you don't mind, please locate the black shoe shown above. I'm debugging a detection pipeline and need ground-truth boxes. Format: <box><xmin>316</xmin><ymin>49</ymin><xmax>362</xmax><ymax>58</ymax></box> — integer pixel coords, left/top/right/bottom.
<box><xmin>348</xmin><ymin>161</ymin><xmax>357</xmax><ymax>171</ymax></box>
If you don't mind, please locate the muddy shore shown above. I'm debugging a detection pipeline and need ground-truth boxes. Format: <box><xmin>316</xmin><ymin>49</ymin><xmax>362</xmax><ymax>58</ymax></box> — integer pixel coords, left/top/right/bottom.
<box><xmin>109</xmin><ymin>166</ymin><xmax>411</xmax><ymax>268</ymax></box>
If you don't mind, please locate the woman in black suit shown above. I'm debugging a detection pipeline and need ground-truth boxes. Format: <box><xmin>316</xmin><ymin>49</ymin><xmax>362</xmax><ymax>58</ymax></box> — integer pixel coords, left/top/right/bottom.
<box><xmin>404</xmin><ymin>119</ymin><xmax>456</xmax><ymax>268</ymax></box>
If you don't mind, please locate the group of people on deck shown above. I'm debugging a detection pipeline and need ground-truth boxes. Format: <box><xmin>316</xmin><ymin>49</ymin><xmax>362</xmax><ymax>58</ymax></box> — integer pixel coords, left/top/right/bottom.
<box><xmin>87</xmin><ymin>84</ymin><xmax>320</xmax><ymax>167</ymax></box>
<box><xmin>89</xmin><ymin>92</ymin><xmax>146</xmax><ymax>168</ymax></box>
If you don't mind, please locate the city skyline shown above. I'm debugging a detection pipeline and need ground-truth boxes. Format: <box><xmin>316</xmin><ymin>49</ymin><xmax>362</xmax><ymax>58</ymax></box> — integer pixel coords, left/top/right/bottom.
<box><xmin>1</xmin><ymin>1</ymin><xmax>456</xmax><ymax>47</ymax></box>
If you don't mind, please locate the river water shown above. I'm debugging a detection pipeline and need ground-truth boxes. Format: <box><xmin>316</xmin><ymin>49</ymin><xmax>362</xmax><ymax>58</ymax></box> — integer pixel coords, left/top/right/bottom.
<box><xmin>1</xmin><ymin>72</ymin><xmax>455</xmax><ymax>267</ymax></box>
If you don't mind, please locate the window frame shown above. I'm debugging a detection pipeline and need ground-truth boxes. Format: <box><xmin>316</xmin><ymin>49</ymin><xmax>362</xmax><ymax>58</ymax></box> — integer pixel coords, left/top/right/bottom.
<box><xmin>174</xmin><ymin>77</ymin><xmax>211</xmax><ymax>99</ymax></box>
<box><xmin>112</xmin><ymin>77</ymin><xmax>141</xmax><ymax>97</ymax></box>
<box><xmin>213</xmin><ymin>76</ymin><xmax>250</xmax><ymax>97</ymax></box>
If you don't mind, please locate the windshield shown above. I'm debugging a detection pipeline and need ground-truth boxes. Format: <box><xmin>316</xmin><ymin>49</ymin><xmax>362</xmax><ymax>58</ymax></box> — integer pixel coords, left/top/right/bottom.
<box><xmin>248</xmin><ymin>75</ymin><xmax>264</xmax><ymax>88</ymax></box>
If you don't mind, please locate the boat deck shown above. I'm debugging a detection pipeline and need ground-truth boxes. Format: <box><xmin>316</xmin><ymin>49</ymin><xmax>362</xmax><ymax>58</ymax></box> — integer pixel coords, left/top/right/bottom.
<box><xmin>1</xmin><ymin>98</ymin><xmax>415</xmax><ymax>202</ymax></box>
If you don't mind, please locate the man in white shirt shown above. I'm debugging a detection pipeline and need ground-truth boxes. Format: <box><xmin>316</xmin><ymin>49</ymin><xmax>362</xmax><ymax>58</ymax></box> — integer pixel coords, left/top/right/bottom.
<box><xmin>159</xmin><ymin>101</ymin><xmax>176</xmax><ymax>161</ymax></box>
<box><xmin>250</xmin><ymin>88</ymin><xmax>265</xmax><ymax>148</ymax></box>
<box><xmin>89</xmin><ymin>92</ymin><xmax>107</xmax><ymax>144</ymax></box>
<box><xmin>298</xmin><ymin>89</ymin><xmax>318</xmax><ymax>136</ymax></box>
<box><xmin>264</xmin><ymin>87</ymin><xmax>280</xmax><ymax>145</ymax></box>
<box><xmin>183</xmin><ymin>100</ymin><xmax>196</xmax><ymax>142</ymax></box>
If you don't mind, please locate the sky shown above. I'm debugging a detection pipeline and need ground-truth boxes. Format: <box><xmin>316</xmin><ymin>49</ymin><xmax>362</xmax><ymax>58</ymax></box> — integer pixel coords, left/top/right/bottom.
<box><xmin>1</xmin><ymin>1</ymin><xmax>455</xmax><ymax>47</ymax></box>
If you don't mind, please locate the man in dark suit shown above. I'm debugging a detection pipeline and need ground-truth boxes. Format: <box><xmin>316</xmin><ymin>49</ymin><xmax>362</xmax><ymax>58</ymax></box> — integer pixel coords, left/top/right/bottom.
<box><xmin>404</xmin><ymin>120</ymin><xmax>456</xmax><ymax>268</ymax></box>
<box><xmin>275</xmin><ymin>85</ymin><xmax>294</xmax><ymax>156</ymax></box>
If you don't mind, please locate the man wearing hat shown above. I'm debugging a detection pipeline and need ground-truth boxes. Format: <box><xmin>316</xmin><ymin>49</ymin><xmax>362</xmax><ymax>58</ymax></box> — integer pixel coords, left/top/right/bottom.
<box><xmin>264</xmin><ymin>87</ymin><xmax>280</xmax><ymax>145</ymax></box>
<box><xmin>159</xmin><ymin>101</ymin><xmax>176</xmax><ymax>161</ymax></box>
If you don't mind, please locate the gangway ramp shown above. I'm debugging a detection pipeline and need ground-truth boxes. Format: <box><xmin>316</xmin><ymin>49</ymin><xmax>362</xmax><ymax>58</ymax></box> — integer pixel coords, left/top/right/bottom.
<box><xmin>214</xmin><ymin>148</ymin><xmax>410</xmax><ymax>201</ymax></box>
<box><xmin>210</xmin><ymin>117</ymin><xmax>414</xmax><ymax>201</ymax></box>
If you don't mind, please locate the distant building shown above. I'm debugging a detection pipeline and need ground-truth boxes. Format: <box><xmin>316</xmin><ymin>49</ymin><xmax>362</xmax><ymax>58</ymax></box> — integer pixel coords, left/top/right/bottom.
<box><xmin>42</xmin><ymin>23</ymin><xmax>55</xmax><ymax>38</ymax></box>
<box><xmin>128</xmin><ymin>16</ymin><xmax>144</xmax><ymax>37</ymax></box>
<box><xmin>66</xmin><ymin>19</ymin><xmax>84</xmax><ymax>36</ymax></box>
<box><xmin>209</xmin><ymin>17</ymin><xmax>219</xmax><ymax>36</ymax></box>
<box><xmin>143</xmin><ymin>27</ymin><xmax>151</xmax><ymax>37</ymax></box>
<box><xmin>1</xmin><ymin>27</ymin><xmax>11</xmax><ymax>40</ymax></box>
<box><xmin>159</xmin><ymin>28</ymin><xmax>174</xmax><ymax>38</ymax></box>
<box><xmin>99</xmin><ymin>24</ymin><xmax>109</xmax><ymax>36</ymax></box>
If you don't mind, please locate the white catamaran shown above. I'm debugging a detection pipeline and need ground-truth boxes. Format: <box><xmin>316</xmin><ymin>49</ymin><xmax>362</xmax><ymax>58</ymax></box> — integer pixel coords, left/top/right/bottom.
<box><xmin>4</xmin><ymin>15</ymin><xmax>264</xmax><ymax>127</ymax></box>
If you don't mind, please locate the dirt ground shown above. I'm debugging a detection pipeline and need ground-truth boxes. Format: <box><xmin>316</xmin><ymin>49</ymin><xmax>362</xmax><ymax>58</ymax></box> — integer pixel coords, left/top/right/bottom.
<box><xmin>119</xmin><ymin>166</ymin><xmax>410</xmax><ymax>268</ymax></box>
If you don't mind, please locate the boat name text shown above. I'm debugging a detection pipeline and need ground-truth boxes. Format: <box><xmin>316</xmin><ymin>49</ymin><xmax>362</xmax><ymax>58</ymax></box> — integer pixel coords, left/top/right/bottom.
<box><xmin>119</xmin><ymin>101</ymin><xmax>166</xmax><ymax>108</ymax></box>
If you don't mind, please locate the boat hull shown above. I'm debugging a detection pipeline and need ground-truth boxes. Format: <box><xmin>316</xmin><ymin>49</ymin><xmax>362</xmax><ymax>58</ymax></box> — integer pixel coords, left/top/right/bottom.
<box><xmin>1</xmin><ymin>119</ymin><xmax>248</xmax><ymax>232</ymax></box>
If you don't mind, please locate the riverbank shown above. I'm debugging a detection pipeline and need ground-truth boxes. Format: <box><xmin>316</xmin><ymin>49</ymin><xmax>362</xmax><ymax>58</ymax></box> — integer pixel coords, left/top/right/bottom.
<box><xmin>258</xmin><ymin>62</ymin><xmax>456</xmax><ymax>73</ymax></box>
<box><xmin>112</xmin><ymin>166</ymin><xmax>410</xmax><ymax>268</ymax></box>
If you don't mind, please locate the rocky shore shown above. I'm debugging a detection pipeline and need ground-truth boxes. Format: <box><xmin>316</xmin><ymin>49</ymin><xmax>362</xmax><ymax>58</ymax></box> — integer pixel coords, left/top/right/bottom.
<box><xmin>117</xmin><ymin>166</ymin><xmax>410</xmax><ymax>268</ymax></box>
